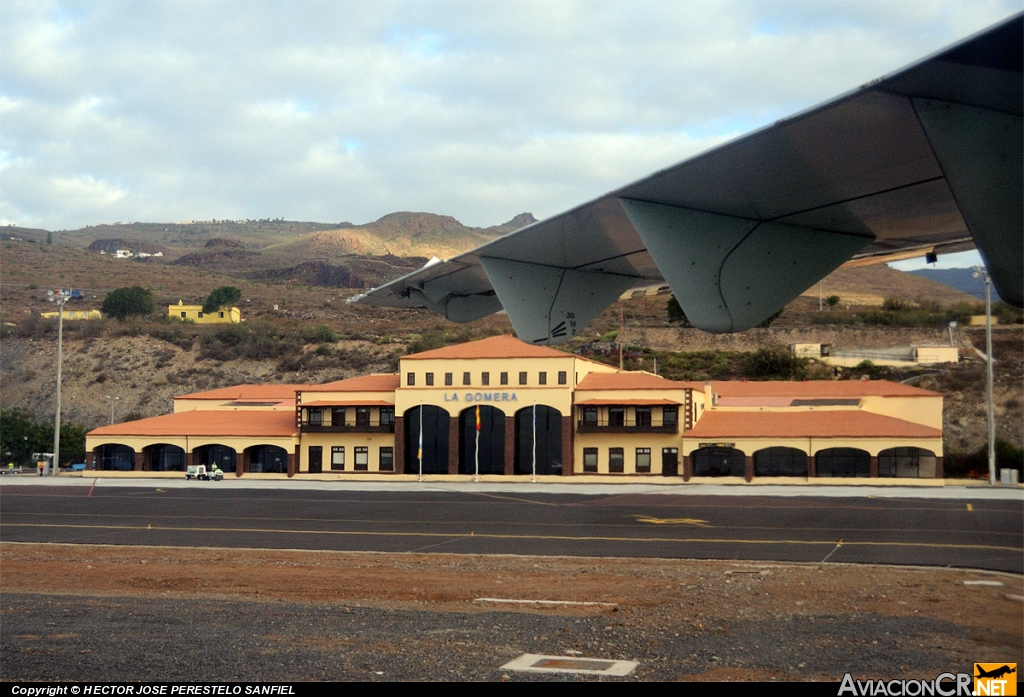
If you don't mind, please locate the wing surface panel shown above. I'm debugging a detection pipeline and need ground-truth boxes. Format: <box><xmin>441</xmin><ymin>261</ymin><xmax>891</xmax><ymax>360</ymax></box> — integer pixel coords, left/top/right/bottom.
<box><xmin>352</xmin><ymin>13</ymin><xmax>1023</xmax><ymax>338</ymax></box>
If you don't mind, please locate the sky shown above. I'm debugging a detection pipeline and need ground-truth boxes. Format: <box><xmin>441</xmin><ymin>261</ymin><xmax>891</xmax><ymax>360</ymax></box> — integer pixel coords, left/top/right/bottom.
<box><xmin>1</xmin><ymin>0</ymin><xmax>1019</xmax><ymax>264</ymax></box>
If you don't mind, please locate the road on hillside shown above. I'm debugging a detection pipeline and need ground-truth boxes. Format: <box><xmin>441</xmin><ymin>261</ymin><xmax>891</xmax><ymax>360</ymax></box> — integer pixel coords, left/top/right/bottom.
<box><xmin>1</xmin><ymin>485</ymin><xmax>1020</xmax><ymax>572</ymax></box>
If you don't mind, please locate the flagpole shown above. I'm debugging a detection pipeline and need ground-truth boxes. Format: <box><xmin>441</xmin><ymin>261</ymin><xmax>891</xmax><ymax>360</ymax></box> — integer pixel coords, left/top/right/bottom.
<box><xmin>417</xmin><ymin>403</ymin><xmax>423</xmax><ymax>482</ymax></box>
<box><xmin>531</xmin><ymin>403</ymin><xmax>537</xmax><ymax>483</ymax></box>
<box><xmin>474</xmin><ymin>405</ymin><xmax>480</xmax><ymax>483</ymax></box>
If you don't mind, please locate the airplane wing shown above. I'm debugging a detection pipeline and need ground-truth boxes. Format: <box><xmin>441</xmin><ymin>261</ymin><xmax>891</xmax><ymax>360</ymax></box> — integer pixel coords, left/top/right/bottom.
<box><xmin>351</xmin><ymin>14</ymin><xmax>1022</xmax><ymax>344</ymax></box>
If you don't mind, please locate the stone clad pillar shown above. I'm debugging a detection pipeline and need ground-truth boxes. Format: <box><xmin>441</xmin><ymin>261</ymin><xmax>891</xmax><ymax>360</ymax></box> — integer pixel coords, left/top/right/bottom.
<box><xmin>87</xmin><ymin>451</ymin><xmax>96</xmax><ymax>470</ymax></box>
<box><xmin>683</xmin><ymin>454</ymin><xmax>693</xmax><ymax>481</ymax></box>
<box><xmin>394</xmin><ymin>418</ymin><xmax>405</xmax><ymax>475</ymax></box>
<box><xmin>504</xmin><ymin>416</ymin><xmax>515</xmax><ymax>475</ymax></box>
<box><xmin>869</xmin><ymin>456</ymin><xmax>879</xmax><ymax>478</ymax></box>
<box><xmin>448</xmin><ymin>418</ymin><xmax>459</xmax><ymax>475</ymax></box>
<box><xmin>744</xmin><ymin>456</ymin><xmax>754</xmax><ymax>483</ymax></box>
<box><xmin>134</xmin><ymin>452</ymin><xmax>144</xmax><ymax>472</ymax></box>
<box><xmin>807</xmin><ymin>454</ymin><xmax>816</xmax><ymax>478</ymax></box>
<box><xmin>560</xmin><ymin>416</ymin><xmax>572</xmax><ymax>476</ymax></box>
<box><xmin>934</xmin><ymin>457</ymin><xmax>943</xmax><ymax>479</ymax></box>
<box><xmin>235</xmin><ymin>452</ymin><xmax>244</xmax><ymax>477</ymax></box>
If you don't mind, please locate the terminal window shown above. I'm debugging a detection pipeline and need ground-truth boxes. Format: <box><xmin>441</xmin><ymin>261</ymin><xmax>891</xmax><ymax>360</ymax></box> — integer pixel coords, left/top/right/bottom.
<box><xmin>331</xmin><ymin>446</ymin><xmax>345</xmax><ymax>471</ymax></box>
<box><xmin>609</xmin><ymin>447</ymin><xmax>624</xmax><ymax>473</ymax></box>
<box><xmin>379</xmin><ymin>447</ymin><xmax>394</xmax><ymax>471</ymax></box>
<box><xmin>583</xmin><ymin>448</ymin><xmax>598</xmax><ymax>473</ymax></box>
<box><xmin>481</xmin><ymin>372</ymin><xmax>490</xmax><ymax>386</ymax></box>
<box><xmin>519</xmin><ymin>372</ymin><xmax>527</xmax><ymax>385</ymax></box>
<box><xmin>354</xmin><ymin>447</ymin><xmax>369</xmax><ymax>471</ymax></box>
<box><xmin>636</xmin><ymin>448</ymin><xmax>651</xmax><ymax>473</ymax></box>
<box><xmin>500</xmin><ymin>372</ymin><xmax>508</xmax><ymax>385</ymax></box>
<box><xmin>407</xmin><ymin>373</ymin><xmax>415</xmax><ymax>386</ymax></box>
<box><xmin>445</xmin><ymin>372</ymin><xmax>453</xmax><ymax>386</ymax></box>
<box><xmin>538</xmin><ymin>372</ymin><xmax>547</xmax><ymax>385</ymax></box>
<box><xmin>425</xmin><ymin>372</ymin><xmax>434</xmax><ymax>386</ymax></box>
<box><xmin>558</xmin><ymin>371</ymin><xmax>567</xmax><ymax>385</ymax></box>
<box><xmin>463</xmin><ymin>372</ymin><xmax>471</xmax><ymax>386</ymax></box>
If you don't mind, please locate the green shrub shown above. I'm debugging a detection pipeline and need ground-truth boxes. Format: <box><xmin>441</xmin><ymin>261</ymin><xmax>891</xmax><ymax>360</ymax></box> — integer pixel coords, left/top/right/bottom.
<box><xmin>741</xmin><ymin>345</ymin><xmax>810</xmax><ymax>380</ymax></box>
<box><xmin>101</xmin><ymin>286</ymin><xmax>155</xmax><ymax>321</ymax></box>
<box><xmin>202</xmin><ymin>286</ymin><xmax>242</xmax><ymax>313</ymax></box>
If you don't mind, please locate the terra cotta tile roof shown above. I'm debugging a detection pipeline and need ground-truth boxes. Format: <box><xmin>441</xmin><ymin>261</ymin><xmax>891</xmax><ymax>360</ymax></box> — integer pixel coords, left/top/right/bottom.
<box><xmin>709</xmin><ymin>380</ymin><xmax>938</xmax><ymax>398</ymax></box>
<box><xmin>575</xmin><ymin>372</ymin><xmax>695</xmax><ymax>391</ymax></box>
<box><xmin>300</xmin><ymin>374</ymin><xmax>401</xmax><ymax>392</ymax></box>
<box><xmin>686</xmin><ymin>410</ymin><xmax>941</xmax><ymax>439</ymax></box>
<box><xmin>402</xmin><ymin>334</ymin><xmax>571</xmax><ymax>360</ymax></box>
<box><xmin>88</xmin><ymin>410</ymin><xmax>298</xmax><ymax>438</ymax></box>
<box><xmin>174</xmin><ymin>384</ymin><xmax>310</xmax><ymax>401</ymax></box>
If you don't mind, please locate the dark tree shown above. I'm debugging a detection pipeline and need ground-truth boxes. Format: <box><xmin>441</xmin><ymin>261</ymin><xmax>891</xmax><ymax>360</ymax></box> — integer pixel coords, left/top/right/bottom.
<box><xmin>202</xmin><ymin>286</ymin><xmax>242</xmax><ymax>313</ymax></box>
<box><xmin>101</xmin><ymin>286</ymin><xmax>155</xmax><ymax>321</ymax></box>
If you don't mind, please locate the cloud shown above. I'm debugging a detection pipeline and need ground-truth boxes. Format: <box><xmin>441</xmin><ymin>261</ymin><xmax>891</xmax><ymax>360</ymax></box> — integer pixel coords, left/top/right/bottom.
<box><xmin>0</xmin><ymin>0</ymin><xmax>1018</xmax><ymax>229</ymax></box>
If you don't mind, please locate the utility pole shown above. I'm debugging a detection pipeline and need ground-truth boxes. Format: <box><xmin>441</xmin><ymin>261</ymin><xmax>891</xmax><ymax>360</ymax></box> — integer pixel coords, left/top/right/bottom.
<box><xmin>973</xmin><ymin>267</ymin><xmax>996</xmax><ymax>485</ymax></box>
<box><xmin>47</xmin><ymin>289</ymin><xmax>70</xmax><ymax>476</ymax></box>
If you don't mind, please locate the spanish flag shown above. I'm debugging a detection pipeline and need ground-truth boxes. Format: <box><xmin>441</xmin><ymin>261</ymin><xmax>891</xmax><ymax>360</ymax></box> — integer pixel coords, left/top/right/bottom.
<box><xmin>475</xmin><ymin>405</ymin><xmax>481</xmax><ymax>431</ymax></box>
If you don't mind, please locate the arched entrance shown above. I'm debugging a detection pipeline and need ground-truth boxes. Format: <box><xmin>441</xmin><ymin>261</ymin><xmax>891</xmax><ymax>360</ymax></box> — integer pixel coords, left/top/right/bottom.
<box><xmin>193</xmin><ymin>444</ymin><xmax>237</xmax><ymax>472</ymax></box>
<box><xmin>96</xmin><ymin>444</ymin><xmax>135</xmax><ymax>471</ymax></box>
<box><xmin>815</xmin><ymin>448</ymin><xmax>871</xmax><ymax>477</ymax></box>
<box><xmin>878</xmin><ymin>447</ymin><xmax>936</xmax><ymax>478</ymax></box>
<box><xmin>692</xmin><ymin>447</ymin><xmax>746</xmax><ymax>477</ymax></box>
<box><xmin>144</xmin><ymin>444</ymin><xmax>185</xmax><ymax>472</ymax></box>
<box><xmin>247</xmin><ymin>445</ymin><xmax>289</xmax><ymax>474</ymax></box>
<box><xmin>404</xmin><ymin>406</ymin><xmax>450</xmax><ymax>474</ymax></box>
<box><xmin>514</xmin><ymin>406</ymin><xmax>562</xmax><ymax>475</ymax></box>
<box><xmin>754</xmin><ymin>447</ymin><xmax>808</xmax><ymax>477</ymax></box>
<box><xmin>459</xmin><ymin>406</ymin><xmax>506</xmax><ymax>475</ymax></box>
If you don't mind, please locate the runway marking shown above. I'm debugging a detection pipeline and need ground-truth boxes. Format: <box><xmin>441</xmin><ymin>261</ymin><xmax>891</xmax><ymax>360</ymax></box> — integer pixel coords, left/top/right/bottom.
<box><xmin>967</xmin><ymin>504</ymin><xmax>973</xmax><ymax>511</ymax></box>
<box><xmin>88</xmin><ymin>479</ymin><xmax>97</xmax><ymax>497</ymax></box>
<box><xmin>3</xmin><ymin>523</ymin><xmax>1020</xmax><ymax>553</ymax></box>
<box><xmin>633</xmin><ymin>515</ymin><xmax>710</xmax><ymax>527</ymax></box>
<box><xmin>3</xmin><ymin>511</ymin><xmax>1020</xmax><ymax>537</ymax></box>
<box><xmin>470</xmin><ymin>492</ymin><xmax>561</xmax><ymax>507</ymax></box>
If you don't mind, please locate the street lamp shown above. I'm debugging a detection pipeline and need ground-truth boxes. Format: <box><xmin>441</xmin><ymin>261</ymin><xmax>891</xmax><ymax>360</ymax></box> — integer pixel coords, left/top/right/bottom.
<box><xmin>47</xmin><ymin>289</ymin><xmax>70</xmax><ymax>475</ymax></box>
<box><xmin>105</xmin><ymin>395</ymin><xmax>120</xmax><ymax>425</ymax></box>
<box><xmin>972</xmin><ymin>266</ymin><xmax>995</xmax><ymax>486</ymax></box>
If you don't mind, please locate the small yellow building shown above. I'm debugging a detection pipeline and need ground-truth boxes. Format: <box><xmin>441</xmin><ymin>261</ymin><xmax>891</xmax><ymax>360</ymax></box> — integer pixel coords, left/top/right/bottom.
<box><xmin>169</xmin><ymin>300</ymin><xmax>241</xmax><ymax>324</ymax></box>
<box><xmin>40</xmin><ymin>309</ymin><xmax>102</xmax><ymax>321</ymax></box>
<box><xmin>86</xmin><ymin>334</ymin><xmax>945</xmax><ymax>480</ymax></box>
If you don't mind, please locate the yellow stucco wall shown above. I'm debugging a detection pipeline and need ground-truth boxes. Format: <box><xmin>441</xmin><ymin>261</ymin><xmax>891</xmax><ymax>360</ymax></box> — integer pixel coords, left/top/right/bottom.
<box><xmin>299</xmin><ymin>432</ymin><xmax>396</xmax><ymax>473</ymax></box>
<box><xmin>168</xmin><ymin>303</ymin><xmax>241</xmax><ymax>324</ymax></box>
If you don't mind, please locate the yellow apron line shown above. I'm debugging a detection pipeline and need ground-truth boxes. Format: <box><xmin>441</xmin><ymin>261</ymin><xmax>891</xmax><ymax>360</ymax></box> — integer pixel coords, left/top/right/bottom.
<box><xmin>3</xmin><ymin>523</ymin><xmax>1020</xmax><ymax>552</ymax></box>
<box><xmin>5</xmin><ymin>512</ymin><xmax>1021</xmax><ymax>538</ymax></box>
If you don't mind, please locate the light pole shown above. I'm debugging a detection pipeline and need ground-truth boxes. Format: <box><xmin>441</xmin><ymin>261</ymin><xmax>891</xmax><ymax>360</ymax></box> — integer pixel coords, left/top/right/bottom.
<box><xmin>972</xmin><ymin>267</ymin><xmax>996</xmax><ymax>485</ymax></box>
<box><xmin>105</xmin><ymin>395</ymin><xmax>120</xmax><ymax>425</ymax></box>
<box><xmin>47</xmin><ymin>289</ymin><xmax>70</xmax><ymax>475</ymax></box>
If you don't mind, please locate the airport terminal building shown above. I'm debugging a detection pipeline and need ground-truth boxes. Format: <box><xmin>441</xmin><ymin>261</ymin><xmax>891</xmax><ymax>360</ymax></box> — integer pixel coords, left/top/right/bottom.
<box><xmin>86</xmin><ymin>335</ymin><xmax>945</xmax><ymax>480</ymax></box>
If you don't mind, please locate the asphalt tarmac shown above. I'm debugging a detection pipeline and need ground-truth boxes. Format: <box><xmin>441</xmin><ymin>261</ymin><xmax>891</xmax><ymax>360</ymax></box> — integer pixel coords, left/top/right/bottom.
<box><xmin>2</xmin><ymin>478</ymin><xmax>1021</xmax><ymax>572</ymax></box>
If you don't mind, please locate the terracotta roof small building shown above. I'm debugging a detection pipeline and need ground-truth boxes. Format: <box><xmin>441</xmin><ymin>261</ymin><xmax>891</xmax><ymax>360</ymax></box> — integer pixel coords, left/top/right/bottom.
<box><xmin>86</xmin><ymin>335</ymin><xmax>945</xmax><ymax>480</ymax></box>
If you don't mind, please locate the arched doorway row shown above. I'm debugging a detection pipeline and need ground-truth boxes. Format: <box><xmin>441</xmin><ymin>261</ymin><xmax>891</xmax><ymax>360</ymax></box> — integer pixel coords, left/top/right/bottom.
<box><xmin>193</xmin><ymin>444</ymin><xmax>237</xmax><ymax>472</ymax></box>
<box><xmin>815</xmin><ymin>448</ymin><xmax>871</xmax><ymax>477</ymax></box>
<box><xmin>246</xmin><ymin>444</ymin><xmax>289</xmax><ymax>474</ymax></box>
<box><xmin>459</xmin><ymin>406</ymin><xmax>506</xmax><ymax>475</ymax></box>
<box><xmin>404</xmin><ymin>406</ymin><xmax>451</xmax><ymax>475</ymax></box>
<box><xmin>514</xmin><ymin>405</ymin><xmax>562</xmax><ymax>476</ymax></box>
<box><xmin>95</xmin><ymin>443</ymin><xmax>135</xmax><ymax>471</ymax></box>
<box><xmin>754</xmin><ymin>447</ymin><xmax>808</xmax><ymax>477</ymax></box>
<box><xmin>144</xmin><ymin>443</ymin><xmax>186</xmax><ymax>472</ymax></box>
<box><xmin>692</xmin><ymin>447</ymin><xmax>746</xmax><ymax>477</ymax></box>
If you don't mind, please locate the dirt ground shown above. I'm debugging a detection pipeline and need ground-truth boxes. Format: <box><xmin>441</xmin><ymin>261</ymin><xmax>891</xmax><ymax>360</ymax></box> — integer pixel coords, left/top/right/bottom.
<box><xmin>2</xmin><ymin>543</ymin><xmax>1021</xmax><ymax>681</ymax></box>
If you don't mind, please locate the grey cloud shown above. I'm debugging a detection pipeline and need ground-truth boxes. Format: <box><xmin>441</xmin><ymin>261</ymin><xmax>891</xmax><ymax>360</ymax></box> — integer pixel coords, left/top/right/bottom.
<box><xmin>1</xmin><ymin>0</ymin><xmax>1018</xmax><ymax>229</ymax></box>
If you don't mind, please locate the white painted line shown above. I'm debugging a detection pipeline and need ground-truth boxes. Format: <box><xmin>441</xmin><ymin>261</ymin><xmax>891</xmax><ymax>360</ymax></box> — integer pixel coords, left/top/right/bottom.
<box><xmin>963</xmin><ymin>580</ymin><xmax>1005</xmax><ymax>586</ymax></box>
<box><xmin>1005</xmin><ymin>594</ymin><xmax>1024</xmax><ymax>602</ymax></box>
<box><xmin>501</xmin><ymin>653</ymin><xmax>638</xmax><ymax>676</ymax></box>
<box><xmin>475</xmin><ymin>597</ymin><xmax>617</xmax><ymax>607</ymax></box>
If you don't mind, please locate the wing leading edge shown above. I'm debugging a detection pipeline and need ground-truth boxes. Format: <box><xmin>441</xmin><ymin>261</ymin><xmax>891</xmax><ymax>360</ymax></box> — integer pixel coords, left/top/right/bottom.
<box><xmin>352</xmin><ymin>14</ymin><xmax>1023</xmax><ymax>344</ymax></box>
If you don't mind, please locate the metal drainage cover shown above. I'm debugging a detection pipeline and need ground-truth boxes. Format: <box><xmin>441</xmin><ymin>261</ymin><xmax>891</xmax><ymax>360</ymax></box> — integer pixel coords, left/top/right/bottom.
<box><xmin>501</xmin><ymin>653</ymin><xmax>638</xmax><ymax>676</ymax></box>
